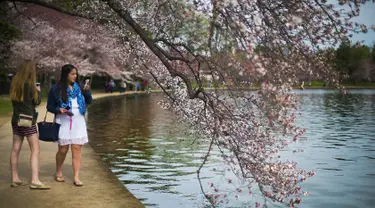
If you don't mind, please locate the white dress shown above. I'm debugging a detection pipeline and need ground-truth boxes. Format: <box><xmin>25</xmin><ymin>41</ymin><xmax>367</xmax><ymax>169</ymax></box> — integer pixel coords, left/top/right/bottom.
<box><xmin>55</xmin><ymin>98</ymin><xmax>88</xmax><ymax>146</ymax></box>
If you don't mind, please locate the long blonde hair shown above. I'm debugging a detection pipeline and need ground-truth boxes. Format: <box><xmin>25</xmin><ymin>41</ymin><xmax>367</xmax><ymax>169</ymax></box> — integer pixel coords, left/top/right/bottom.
<box><xmin>10</xmin><ymin>60</ymin><xmax>38</xmax><ymax>103</ymax></box>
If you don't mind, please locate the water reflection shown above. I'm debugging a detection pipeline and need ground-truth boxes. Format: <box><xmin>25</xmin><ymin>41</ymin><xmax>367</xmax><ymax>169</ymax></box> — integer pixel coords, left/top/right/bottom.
<box><xmin>87</xmin><ymin>90</ymin><xmax>375</xmax><ymax>208</ymax></box>
<box><xmin>286</xmin><ymin>90</ymin><xmax>375</xmax><ymax>208</ymax></box>
<box><xmin>87</xmin><ymin>94</ymin><xmax>212</xmax><ymax>207</ymax></box>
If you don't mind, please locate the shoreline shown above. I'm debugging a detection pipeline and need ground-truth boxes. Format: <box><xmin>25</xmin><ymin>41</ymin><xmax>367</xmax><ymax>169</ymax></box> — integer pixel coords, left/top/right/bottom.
<box><xmin>0</xmin><ymin>91</ymin><xmax>146</xmax><ymax>208</ymax></box>
<box><xmin>1</xmin><ymin>86</ymin><xmax>373</xmax><ymax>127</ymax></box>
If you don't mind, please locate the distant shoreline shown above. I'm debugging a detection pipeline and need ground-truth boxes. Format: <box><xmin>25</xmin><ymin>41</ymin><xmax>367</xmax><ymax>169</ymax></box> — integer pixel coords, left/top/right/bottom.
<box><xmin>304</xmin><ymin>86</ymin><xmax>375</xmax><ymax>89</ymax></box>
<box><xmin>203</xmin><ymin>85</ymin><xmax>375</xmax><ymax>91</ymax></box>
<box><xmin>1</xmin><ymin>85</ymin><xmax>374</xmax><ymax>123</ymax></box>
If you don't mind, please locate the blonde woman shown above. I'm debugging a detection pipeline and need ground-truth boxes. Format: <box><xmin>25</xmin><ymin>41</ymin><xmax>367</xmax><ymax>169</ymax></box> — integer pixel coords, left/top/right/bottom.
<box><xmin>10</xmin><ymin>60</ymin><xmax>50</xmax><ymax>189</ymax></box>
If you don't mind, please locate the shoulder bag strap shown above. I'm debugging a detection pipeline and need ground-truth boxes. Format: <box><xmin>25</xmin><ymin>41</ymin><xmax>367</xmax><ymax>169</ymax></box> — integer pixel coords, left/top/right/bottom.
<box><xmin>43</xmin><ymin>110</ymin><xmax>56</xmax><ymax>123</ymax></box>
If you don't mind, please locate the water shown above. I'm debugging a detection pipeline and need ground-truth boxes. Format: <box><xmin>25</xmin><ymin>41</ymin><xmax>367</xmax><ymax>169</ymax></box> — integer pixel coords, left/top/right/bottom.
<box><xmin>86</xmin><ymin>90</ymin><xmax>375</xmax><ymax>208</ymax></box>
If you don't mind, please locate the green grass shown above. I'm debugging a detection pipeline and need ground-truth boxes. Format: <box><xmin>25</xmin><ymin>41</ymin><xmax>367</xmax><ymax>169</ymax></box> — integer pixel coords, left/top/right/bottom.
<box><xmin>309</xmin><ymin>81</ymin><xmax>325</xmax><ymax>86</ymax></box>
<box><xmin>348</xmin><ymin>82</ymin><xmax>375</xmax><ymax>86</ymax></box>
<box><xmin>0</xmin><ymin>95</ymin><xmax>12</xmax><ymax>116</ymax></box>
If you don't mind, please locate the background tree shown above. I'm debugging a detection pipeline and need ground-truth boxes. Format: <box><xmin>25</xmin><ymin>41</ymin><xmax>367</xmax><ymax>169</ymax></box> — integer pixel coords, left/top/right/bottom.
<box><xmin>335</xmin><ymin>41</ymin><xmax>352</xmax><ymax>76</ymax></box>
<box><xmin>351</xmin><ymin>59</ymin><xmax>375</xmax><ymax>82</ymax></box>
<box><xmin>335</xmin><ymin>41</ymin><xmax>374</xmax><ymax>83</ymax></box>
<box><xmin>349</xmin><ymin>45</ymin><xmax>372</xmax><ymax>82</ymax></box>
<box><xmin>0</xmin><ymin>2</ymin><xmax>20</xmax><ymax>72</ymax></box>
<box><xmin>7</xmin><ymin>5</ymin><xmax>132</xmax><ymax>78</ymax></box>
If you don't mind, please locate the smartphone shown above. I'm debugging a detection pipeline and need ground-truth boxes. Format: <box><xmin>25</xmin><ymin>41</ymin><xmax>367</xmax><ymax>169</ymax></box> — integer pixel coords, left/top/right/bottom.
<box><xmin>64</xmin><ymin>106</ymin><xmax>74</xmax><ymax>116</ymax></box>
<box><xmin>84</xmin><ymin>79</ymin><xmax>90</xmax><ymax>88</ymax></box>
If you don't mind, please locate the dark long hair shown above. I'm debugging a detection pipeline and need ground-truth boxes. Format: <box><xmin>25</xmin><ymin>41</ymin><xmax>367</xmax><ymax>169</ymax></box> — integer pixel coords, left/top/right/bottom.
<box><xmin>58</xmin><ymin>64</ymin><xmax>80</xmax><ymax>103</ymax></box>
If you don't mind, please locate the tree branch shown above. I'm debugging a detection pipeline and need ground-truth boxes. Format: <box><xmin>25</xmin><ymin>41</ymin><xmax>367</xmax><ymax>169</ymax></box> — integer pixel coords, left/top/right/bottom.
<box><xmin>9</xmin><ymin>0</ymin><xmax>89</xmax><ymax>18</ymax></box>
<box><xmin>104</xmin><ymin>0</ymin><xmax>206</xmax><ymax>101</ymax></box>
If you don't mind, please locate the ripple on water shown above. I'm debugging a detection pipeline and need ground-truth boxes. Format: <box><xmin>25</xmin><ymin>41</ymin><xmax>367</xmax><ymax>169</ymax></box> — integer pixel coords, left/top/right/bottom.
<box><xmin>361</xmin><ymin>156</ymin><xmax>375</xmax><ymax>160</ymax></box>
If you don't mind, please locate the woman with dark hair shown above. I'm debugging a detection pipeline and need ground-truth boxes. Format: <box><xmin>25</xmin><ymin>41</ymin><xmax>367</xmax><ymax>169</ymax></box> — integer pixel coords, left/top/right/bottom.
<box><xmin>47</xmin><ymin>64</ymin><xmax>92</xmax><ymax>187</ymax></box>
<box><xmin>10</xmin><ymin>60</ymin><xmax>50</xmax><ymax>189</ymax></box>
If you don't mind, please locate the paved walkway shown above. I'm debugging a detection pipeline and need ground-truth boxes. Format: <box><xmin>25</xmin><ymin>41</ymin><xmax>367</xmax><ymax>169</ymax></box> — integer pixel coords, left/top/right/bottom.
<box><xmin>0</xmin><ymin>92</ymin><xmax>145</xmax><ymax>208</ymax></box>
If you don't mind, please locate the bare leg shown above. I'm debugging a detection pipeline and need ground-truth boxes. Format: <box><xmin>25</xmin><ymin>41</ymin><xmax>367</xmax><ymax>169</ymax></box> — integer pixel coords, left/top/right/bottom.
<box><xmin>56</xmin><ymin>145</ymin><xmax>69</xmax><ymax>177</ymax></box>
<box><xmin>26</xmin><ymin>133</ymin><xmax>41</xmax><ymax>184</ymax></box>
<box><xmin>10</xmin><ymin>134</ymin><xmax>24</xmax><ymax>182</ymax></box>
<box><xmin>71</xmin><ymin>144</ymin><xmax>82</xmax><ymax>182</ymax></box>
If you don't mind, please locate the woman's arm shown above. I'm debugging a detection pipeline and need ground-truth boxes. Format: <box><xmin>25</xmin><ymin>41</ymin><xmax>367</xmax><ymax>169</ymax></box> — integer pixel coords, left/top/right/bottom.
<box><xmin>82</xmin><ymin>90</ymin><xmax>92</xmax><ymax>104</ymax></box>
<box><xmin>46</xmin><ymin>86</ymin><xmax>60</xmax><ymax>114</ymax></box>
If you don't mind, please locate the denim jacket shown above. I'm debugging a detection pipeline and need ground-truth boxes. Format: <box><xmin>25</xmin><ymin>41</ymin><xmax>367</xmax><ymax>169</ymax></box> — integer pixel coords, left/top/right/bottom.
<box><xmin>46</xmin><ymin>84</ymin><xmax>92</xmax><ymax>115</ymax></box>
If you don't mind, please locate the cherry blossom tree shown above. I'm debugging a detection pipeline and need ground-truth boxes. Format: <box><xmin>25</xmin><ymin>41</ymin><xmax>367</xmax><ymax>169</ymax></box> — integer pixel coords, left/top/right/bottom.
<box><xmin>351</xmin><ymin>59</ymin><xmax>375</xmax><ymax>82</ymax></box>
<box><xmin>7</xmin><ymin>4</ymin><xmax>132</xmax><ymax>77</ymax></box>
<box><xmin>5</xmin><ymin>0</ymin><xmax>375</xmax><ymax>207</ymax></box>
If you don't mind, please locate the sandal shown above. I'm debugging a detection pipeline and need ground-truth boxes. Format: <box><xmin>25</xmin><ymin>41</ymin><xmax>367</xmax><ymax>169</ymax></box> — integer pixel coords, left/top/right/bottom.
<box><xmin>30</xmin><ymin>183</ymin><xmax>50</xmax><ymax>190</ymax></box>
<box><xmin>54</xmin><ymin>174</ymin><xmax>65</xmax><ymax>182</ymax></box>
<box><xmin>10</xmin><ymin>181</ymin><xmax>28</xmax><ymax>187</ymax></box>
<box><xmin>73</xmin><ymin>180</ymin><xmax>83</xmax><ymax>187</ymax></box>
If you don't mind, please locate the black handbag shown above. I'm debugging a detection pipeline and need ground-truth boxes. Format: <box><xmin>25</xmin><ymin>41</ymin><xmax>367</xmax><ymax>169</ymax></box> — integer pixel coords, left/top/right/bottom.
<box><xmin>37</xmin><ymin>111</ymin><xmax>60</xmax><ymax>142</ymax></box>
